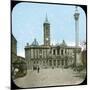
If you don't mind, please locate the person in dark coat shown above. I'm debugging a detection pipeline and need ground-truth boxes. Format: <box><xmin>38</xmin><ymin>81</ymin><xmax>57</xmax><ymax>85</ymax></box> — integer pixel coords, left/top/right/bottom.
<box><xmin>37</xmin><ymin>66</ymin><xmax>40</xmax><ymax>73</ymax></box>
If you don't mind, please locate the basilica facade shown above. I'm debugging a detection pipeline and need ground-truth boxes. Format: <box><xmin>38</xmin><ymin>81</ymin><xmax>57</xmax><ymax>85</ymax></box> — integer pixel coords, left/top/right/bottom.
<box><xmin>25</xmin><ymin>15</ymin><xmax>81</xmax><ymax>70</ymax></box>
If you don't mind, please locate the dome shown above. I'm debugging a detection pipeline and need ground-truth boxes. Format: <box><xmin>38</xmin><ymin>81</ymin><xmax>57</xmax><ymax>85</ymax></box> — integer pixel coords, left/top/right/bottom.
<box><xmin>60</xmin><ymin>40</ymin><xmax>67</xmax><ymax>47</ymax></box>
<box><xmin>31</xmin><ymin>38</ymin><xmax>39</xmax><ymax>46</ymax></box>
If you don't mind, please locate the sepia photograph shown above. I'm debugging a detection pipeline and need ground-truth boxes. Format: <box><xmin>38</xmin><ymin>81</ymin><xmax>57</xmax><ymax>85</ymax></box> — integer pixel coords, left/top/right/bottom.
<box><xmin>11</xmin><ymin>1</ymin><xmax>87</xmax><ymax>89</ymax></box>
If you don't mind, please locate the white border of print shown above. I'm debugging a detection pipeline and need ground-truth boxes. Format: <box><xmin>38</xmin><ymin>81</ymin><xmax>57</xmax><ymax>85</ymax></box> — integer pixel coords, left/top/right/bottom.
<box><xmin>0</xmin><ymin>0</ymin><xmax>89</xmax><ymax>90</ymax></box>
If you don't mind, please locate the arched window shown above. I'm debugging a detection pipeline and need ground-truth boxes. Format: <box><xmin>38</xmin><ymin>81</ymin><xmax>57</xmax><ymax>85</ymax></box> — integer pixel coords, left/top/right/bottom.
<box><xmin>53</xmin><ymin>49</ymin><xmax>55</xmax><ymax>55</ymax></box>
<box><xmin>34</xmin><ymin>61</ymin><xmax>35</xmax><ymax>64</ymax></box>
<box><xmin>57</xmin><ymin>60</ymin><xmax>60</xmax><ymax>65</ymax></box>
<box><xmin>61</xmin><ymin>49</ymin><xmax>63</xmax><ymax>55</ymax></box>
<box><xmin>57</xmin><ymin>48</ymin><xmax>60</xmax><ymax>55</ymax></box>
<box><xmin>54</xmin><ymin>60</ymin><xmax>56</xmax><ymax>66</ymax></box>
<box><xmin>65</xmin><ymin>49</ymin><xmax>67</xmax><ymax>54</ymax></box>
<box><xmin>49</xmin><ymin>60</ymin><xmax>52</xmax><ymax>66</ymax></box>
<box><xmin>39</xmin><ymin>49</ymin><xmax>42</xmax><ymax>54</ymax></box>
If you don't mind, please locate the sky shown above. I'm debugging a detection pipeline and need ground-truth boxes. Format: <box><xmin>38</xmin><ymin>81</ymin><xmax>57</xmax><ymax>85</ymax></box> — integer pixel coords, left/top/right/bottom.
<box><xmin>12</xmin><ymin>2</ymin><xmax>86</xmax><ymax>57</ymax></box>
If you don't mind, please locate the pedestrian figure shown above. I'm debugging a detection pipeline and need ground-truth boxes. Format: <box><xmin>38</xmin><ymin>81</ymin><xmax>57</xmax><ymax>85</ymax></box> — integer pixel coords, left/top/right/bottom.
<box><xmin>37</xmin><ymin>66</ymin><xmax>40</xmax><ymax>73</ymax></box>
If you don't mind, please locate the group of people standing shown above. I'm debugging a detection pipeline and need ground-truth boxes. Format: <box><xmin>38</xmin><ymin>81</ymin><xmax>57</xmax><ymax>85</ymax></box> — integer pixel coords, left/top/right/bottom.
<box><xmin>33</xmin><ymin>65</ymin><xmax>40</xmax><ymax>73</ymax></box>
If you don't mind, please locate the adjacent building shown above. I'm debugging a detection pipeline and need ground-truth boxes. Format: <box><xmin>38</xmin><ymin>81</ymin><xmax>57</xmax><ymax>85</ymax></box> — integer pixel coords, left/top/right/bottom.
<box><xmin>12</xmin><ymin>34</ymin><xmax>27</xmax><ymax>78</ymax></box>
<box><xmin>11</xmin><ymin>34</ymin><xmax>17</xmax><ymax>64</ymax></box>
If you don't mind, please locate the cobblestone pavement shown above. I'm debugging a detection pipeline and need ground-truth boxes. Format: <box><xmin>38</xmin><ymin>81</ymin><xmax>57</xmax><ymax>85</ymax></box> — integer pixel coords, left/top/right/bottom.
<box><xmin>14</xmin><ymin>68</ymin><xmax>86</xmax><ymax>88</ymax></box>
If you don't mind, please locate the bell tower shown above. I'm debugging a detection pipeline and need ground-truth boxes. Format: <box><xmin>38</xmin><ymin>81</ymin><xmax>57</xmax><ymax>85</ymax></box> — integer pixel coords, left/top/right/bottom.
<box><xmin>43</xmin><ymin>14</ymin><xmax>50</xmax><ymax>46</ymax></box>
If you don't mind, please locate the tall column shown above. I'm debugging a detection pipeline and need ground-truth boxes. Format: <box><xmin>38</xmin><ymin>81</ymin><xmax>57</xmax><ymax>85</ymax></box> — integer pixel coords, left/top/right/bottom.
<box><xmin>74</xmin><ymin>7</ymin><xmax>79</xmax><ymax>47</ymax></box>
<box><xmin>74</xmin><ymin>6</ymin><xmax>80</xmax><ymax>67</ymax></box>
